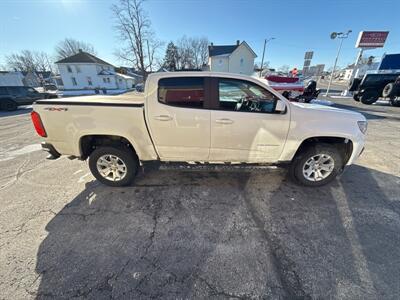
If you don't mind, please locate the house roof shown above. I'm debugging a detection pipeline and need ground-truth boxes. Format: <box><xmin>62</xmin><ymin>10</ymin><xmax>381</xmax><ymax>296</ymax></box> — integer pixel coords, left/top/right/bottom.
<box><xmin>117</xmin><ymin>67</ymin><xmax>144</xmax><ymax>78</ymax></box>
<box><xmin>208</xmin><ymin>45</ymin><xmax>239</xmax><ymax>57</ymax></box>
<box><xmin>208</xmin><ymin>41</ymin><xmax>257</xmax><ymax>58</ymax></box>
<box><xmin>98</xmin><ymin>70</ymin><xmax>115</xmax><ymax>76</ymax></box>
<box><xmin>56</xmin><ymin>51</ymin><xmax>114</xmax><ymax>66</ymax></box>
<box><xmin>116</xmin><ymin>73</ymin><xmax>135</xmax><ymax>80</ymax></box>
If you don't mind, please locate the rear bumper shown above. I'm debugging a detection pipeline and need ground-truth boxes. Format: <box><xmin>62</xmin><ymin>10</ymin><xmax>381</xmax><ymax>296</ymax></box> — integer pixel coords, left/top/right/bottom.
<box><xmin>41</xmin><ymin>142</ymin><xmax>61</xmax><ymax>159</ymax></box>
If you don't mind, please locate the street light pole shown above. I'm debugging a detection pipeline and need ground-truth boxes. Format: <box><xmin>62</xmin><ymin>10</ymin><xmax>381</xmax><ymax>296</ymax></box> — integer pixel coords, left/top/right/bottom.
<box><xmin>325</xmin><ymin>30</ymin><xmax>351</xmax><ymax>96</ymax></box>
<box><xmin>259</xmin><ymin>37</ymin><xmax>275</xmax><ymax>77</ymax></box>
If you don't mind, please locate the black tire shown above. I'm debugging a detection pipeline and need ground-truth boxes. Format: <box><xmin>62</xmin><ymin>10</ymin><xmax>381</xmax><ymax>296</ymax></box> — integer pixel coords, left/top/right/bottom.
<box><xmin>390</xmin><ymin>97</ymin><xmax>400</xmax><ymax>107</ymax></box>
<box><xmin>0</xmin><ymin>99</ymin><xmax>18</xmax><ymax>111</ymax></box>
<box><xmin>382</xmin><ymin>83</ymin><xmax>397</xmax><ymax>98</ymax></box>
<box><xmin>289</xmin><ymin>144</ymin><xmax>343</xmax><ymax>187</ymax></box>
<box><xmin>353</xmin><ymin>93</ymin><xmax>360</xmax><ymax>102</ymax></box>
<box><xmin>360</xmin><ymin>90</ymin><xmax>379</xmax><ymax>105</ymax></box>
<box><xmin>88</xmin><ymin>146</ymin><xmax>138</xmax><ymax>187</ymax></box>
<box><xmin>348</xmin><ymin>78</ymin><xmax>361</xmax><ymax>91</ymax></box>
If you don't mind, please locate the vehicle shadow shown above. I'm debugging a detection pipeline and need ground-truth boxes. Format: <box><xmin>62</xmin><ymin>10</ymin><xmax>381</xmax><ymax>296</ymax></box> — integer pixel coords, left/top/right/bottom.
<box><xmin>0</xmin><ymin>106</ymin><xmax>32</xmax><ymax>118</ymax></box>
<box><xmin>34</xmin><ymin>166</ymin><xmax>400</xmax><ymax>299</ymax></box>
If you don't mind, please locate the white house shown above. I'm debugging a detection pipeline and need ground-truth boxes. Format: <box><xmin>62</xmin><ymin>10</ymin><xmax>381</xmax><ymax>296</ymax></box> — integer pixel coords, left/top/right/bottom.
<box><xmin>208</xmin><ymin>40</ymin><xmax>257</xmax><ymax>75</ymax></box>
<box><xmin>56</xmin><ymin>50</ymin><xmax>136</xmax><ymax>92</ymax></box>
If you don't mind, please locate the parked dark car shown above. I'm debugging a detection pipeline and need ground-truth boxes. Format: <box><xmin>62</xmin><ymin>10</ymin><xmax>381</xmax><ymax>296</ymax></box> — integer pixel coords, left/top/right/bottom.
<box><xmin>349</xmin><ymin>73</ymin><xmax>400</xmax><ymax>106</ymax></box>
<box><xmin>0</xmin><ymin>86</ymin><xmax>58</xmax><ymax>111</ymax></box>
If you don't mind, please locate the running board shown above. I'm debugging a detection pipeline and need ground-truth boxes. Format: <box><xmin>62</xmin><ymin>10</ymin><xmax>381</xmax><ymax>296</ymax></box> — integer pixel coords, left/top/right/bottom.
<box><xmin>141</xmin><ymin>161</ymin><xmax>286</xmax><ymax>172</ymax></box>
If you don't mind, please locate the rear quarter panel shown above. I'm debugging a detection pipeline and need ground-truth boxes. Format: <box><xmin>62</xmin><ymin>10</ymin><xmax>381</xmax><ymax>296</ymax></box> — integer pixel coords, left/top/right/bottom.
<box><xmin>33</xmin><ymin>103</ymin><xmax>157</xmax><ymax>161</ymax></box>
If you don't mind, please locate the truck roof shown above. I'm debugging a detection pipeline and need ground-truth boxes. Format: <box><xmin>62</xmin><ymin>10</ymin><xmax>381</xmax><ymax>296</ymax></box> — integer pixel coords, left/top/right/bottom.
<box><xmin>147</xmin><ymin>71</ymin><xmax>261</xmax><ymax>82</ymax></box>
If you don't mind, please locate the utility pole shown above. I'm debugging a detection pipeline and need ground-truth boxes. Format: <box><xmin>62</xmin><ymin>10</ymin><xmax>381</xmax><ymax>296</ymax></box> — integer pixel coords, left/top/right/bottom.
<box><xmin>259</xmin><ymin>37</ymin><xmax>275</xmax><ymax>77</ymax></box>
<box><xmin>325</xmin><ymin>30</ymin><xmax>351</xmax><ymax>96</ymax></box>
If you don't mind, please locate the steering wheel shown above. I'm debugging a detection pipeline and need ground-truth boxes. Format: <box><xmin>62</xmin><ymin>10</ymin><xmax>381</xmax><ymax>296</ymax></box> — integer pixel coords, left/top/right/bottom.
<box><xmin>235</xmin><ymin>96</ymin><xmax>248</xmax><ymax>111</ymax></box>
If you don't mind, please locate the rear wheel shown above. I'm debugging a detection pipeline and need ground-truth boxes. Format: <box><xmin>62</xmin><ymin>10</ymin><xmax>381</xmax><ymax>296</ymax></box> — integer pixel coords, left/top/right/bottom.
<box><xmin>353</xmin><ymin>93</ymin><xmax>360</xmax><ymax>102</ymax></box>
<box><xmin>360</xmin><ymin>90</ymin><xmax>379</xmax><ymax>105</ymax></box>
<box><xmin>290</xmin><ymin>144</ymin><xmax>343</xmax><ymax>187</ymax></box>
<box><xmin>88</xmin><ymin>146</ymin><xmax>138</xmax><ymax>187</ymax></box>
<box><xmin>0</xmin><ymin>99</ymin><xmax>18</xmax><ymax>111</ymax></box>
<box><xmin>382</xmin><ymin>83</ymin><xmax>397</xmax><ymax>98</ymax></box>
<box><xmin>348</xmin><ymin>78</ymin><xmax>361</xmax><ymax>91</ymax></box>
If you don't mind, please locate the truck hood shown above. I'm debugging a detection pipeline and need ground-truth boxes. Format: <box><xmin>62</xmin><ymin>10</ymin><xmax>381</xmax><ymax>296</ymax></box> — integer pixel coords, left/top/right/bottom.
<box><xmin>290</xmin><ymin>102</ymin><xmax>365</xmax><ymax>120</ymax></box>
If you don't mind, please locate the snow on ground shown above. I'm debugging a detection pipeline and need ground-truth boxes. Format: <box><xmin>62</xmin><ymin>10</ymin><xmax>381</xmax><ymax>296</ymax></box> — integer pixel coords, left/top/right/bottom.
<box><xmin>329</xmin><ymin>95</ymin><xmax>353</xmax><ymax>99</ymax></box>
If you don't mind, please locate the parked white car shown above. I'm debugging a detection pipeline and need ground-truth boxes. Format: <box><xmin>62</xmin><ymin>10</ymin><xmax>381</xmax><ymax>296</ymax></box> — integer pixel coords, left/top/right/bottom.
<box><xmin>31</xmin><ymin>72</ymin><xmax>367</xmax><ymax>187</ymax></box>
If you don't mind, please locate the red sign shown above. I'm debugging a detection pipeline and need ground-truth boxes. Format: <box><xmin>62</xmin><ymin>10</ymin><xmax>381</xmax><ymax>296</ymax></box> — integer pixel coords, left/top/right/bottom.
<box><xmin>356</xmin><ymin>31</ymin><xmax>389</xmax><ymax>48</ymax></box>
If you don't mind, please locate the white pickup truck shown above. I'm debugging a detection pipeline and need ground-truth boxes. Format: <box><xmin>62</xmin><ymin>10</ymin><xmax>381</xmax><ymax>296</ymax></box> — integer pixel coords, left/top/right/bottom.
<box><xmin>31</xmin><ymin>72</ymin><xmax>367</xmax><ymax>187</ymax></box>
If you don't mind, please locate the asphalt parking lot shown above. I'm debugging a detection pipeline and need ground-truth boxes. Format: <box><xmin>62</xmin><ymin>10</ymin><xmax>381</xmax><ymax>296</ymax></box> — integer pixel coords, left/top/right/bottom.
<box><xmin>0</xmin><ymin>98</ymin><xmax>399</xmax><ymax>299</ymax></box>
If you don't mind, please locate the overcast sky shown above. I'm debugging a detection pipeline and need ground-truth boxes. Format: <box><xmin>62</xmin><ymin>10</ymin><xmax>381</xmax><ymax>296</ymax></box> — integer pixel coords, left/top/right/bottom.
<box><xmin>1</xmin><ymin>0</ymin><xmax>399</xmax><ymax>70</ymax></box>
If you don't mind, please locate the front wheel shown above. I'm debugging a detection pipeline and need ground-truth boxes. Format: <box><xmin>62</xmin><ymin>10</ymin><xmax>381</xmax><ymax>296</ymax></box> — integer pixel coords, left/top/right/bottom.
<box><xmin>360</xmin><ymin>90</ymin><xmax>379</xmax><ymax>105</ymax></box>
<box><xmin>88</xmin><ymin>146</ymin><xmax>138</xmax><ymax>187</ymax></box>
<box><xmin>289</xmin><ymin>144</ymin><xmax>343</xmax><ymax>187</ymax></box>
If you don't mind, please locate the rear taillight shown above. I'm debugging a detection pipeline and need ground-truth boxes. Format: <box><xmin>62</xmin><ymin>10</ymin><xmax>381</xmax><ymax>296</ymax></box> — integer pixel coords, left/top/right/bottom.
<box><xmin>31</xmin><ymin>111</ymin><xmax>47</xmax><ymax>137</ymax></box>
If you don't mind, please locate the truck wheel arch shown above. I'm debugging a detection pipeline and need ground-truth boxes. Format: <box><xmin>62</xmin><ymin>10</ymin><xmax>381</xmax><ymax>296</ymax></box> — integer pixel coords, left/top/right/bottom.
<box><xmin>292</xmin><ymin>136</ymin><xmax>353</xmax><ymax>165</ymax></box>
<box><xmin>79</xmin><ymin>135</ymin><xmax>139</xmax><ymax>160</ymax></box>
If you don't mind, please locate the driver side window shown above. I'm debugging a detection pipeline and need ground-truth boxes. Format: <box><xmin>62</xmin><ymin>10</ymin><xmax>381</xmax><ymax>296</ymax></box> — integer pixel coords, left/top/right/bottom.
<box><xmin>218</xmin><ymin>79</ymin><xmax>278</xmax><ymax>113</ymax></box>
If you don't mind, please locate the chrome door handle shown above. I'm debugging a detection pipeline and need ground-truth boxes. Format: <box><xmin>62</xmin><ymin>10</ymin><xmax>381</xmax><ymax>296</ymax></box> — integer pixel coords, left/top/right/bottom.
<box><xmin>215</xmin><ymin>118</ymin><xmax>234</xmax><ymax>124</ymax></box>
<box><xmin>154</xmin><ymin>115</ymin><xmax>173</xmax><ymax>121</ymax></box>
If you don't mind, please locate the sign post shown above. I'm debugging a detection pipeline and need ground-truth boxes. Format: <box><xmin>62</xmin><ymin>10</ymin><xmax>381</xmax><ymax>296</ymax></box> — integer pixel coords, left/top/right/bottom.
<box><xmin>325</xmin><ymin>30</ymin><xmax>352</xmax><ymax>96</ymax></box>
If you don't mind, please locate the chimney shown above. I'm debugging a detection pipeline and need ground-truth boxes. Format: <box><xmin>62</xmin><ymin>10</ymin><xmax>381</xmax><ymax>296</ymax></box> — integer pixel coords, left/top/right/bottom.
<box><xmin>236</xmin><ymin>40</ymin><xmax>240</xmax><ymax>45</ymax></box>
<box><xmin>78</xmin><ymin>49</ymin><xmax>83</xmax><ymax>53</ymax></box>
<box><xmin>210</xmin><ymin>42</ymin><xmax>213</xmax><ymax>49</ymax></box>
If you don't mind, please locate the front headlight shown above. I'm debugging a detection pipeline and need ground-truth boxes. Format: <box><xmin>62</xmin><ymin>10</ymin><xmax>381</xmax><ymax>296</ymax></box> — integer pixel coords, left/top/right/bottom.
<box><xmin>357</xmin><ymin>121</ymin><xmax>368</xmax><ymax>134</ymax></box>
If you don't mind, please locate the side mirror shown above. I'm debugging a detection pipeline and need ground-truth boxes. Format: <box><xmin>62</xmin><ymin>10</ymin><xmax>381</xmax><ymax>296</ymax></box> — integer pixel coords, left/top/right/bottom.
<box><xmin>275</xmin><ymin>100</ymin><xmax>286</xmax><ymax>113</ymax></box>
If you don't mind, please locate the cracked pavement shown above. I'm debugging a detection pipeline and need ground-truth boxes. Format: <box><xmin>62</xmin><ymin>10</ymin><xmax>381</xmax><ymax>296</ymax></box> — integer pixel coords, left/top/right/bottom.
<box><xmin>0</xmin><ymin>98</ymin><xmax>399</xmax><ymax>299</ymax></box>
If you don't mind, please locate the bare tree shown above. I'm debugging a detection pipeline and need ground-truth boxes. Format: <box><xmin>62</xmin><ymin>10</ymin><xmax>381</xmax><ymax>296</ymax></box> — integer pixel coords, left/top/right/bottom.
<box><xmin>176</xmin><ymin>36</ymin><xmax>194</xmax><ymax>70</ymax></box>
<box><xmin>112</xmin><ymin>0</ymin><xmax>162</xmax><ymax>78</ymax></box>
<box><xmin>190</xmin><ymin>37</ymin><xmax>209</xmax><ymax>69</ymax></box>
<box><xmin>55</xmin><ymin>38</ymin><xmax>97</xmax><ymax>60</ymax></box>
<box><xmin>34</xmin><ymin>52</ymin><xmax>54</xmax><ymax>72</ymax></box>
<box><xmin>175</xmin><ymin>36</ymin><xmax>209</xmax><ymax>70</ymax></box>
<box><xmin>278</xmin><ymin>64</ymin><xmax>290</xmax><ymax>74</ymax></box>
<box><xmin>6</xmin><ymin>50</ymin><xmax>53</xmax><ymax>72</ymax></box>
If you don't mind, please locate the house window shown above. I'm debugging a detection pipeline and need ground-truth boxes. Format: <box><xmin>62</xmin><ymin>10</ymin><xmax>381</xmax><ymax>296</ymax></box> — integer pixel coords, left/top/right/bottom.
<box><xmin>158</xmin><ymin>77</ymin><xmax>204</xmax><ymax>108</ymax></box>
<box><xmin>75</xmin><ymin>65</ymin><xmax>81</xmax><ymax>73</ymax></box>
<box><xmin>218</xmin><ymin>59</ymin><xmax>223</xmax><ymax>66</ymax></box>
<box><xmin>67</xmin><ymin>65</ymin><xmax>72</xmax><ymax>73</ymax></box>
<box><xmin>87</xmin><ymin>76</ymin><xmax>92</xmax><ymax>86</ymax></box>
<box><xmin>119</xmin><ymin>79</ymin><xmax>122</xmax><ymax>83</ymax></box>
<box><xmin>103</xmin><ymin>78</ymin><xmax>107</xmax><ymax>83</ymax></box>
<box><xmin>240</xmin><ymin>58</ymin><xmax>244</xmax><ymax>66</ymax></box>
<box><xmin>71</xmin><ymin>77</ymin><xmax>77</xmax><ymax>86</ymax></box>
<box><xmin>107</xmin><ymin>78</ymin><xmax>110</xmax><ymax>83</ymax></box>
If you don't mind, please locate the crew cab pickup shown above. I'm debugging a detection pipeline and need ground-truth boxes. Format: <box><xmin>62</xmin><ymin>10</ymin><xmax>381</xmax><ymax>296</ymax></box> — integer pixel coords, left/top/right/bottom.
<box><xmin>31</xmin><ymin>72</ymin><xmax>367</xmax><ymax>187</ymax></box>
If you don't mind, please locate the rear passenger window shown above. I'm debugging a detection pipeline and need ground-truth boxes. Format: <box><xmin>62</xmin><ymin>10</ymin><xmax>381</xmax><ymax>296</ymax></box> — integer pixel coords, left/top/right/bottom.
<box><xmin>158</xmin><ymin>77</ymin><xmax>204</xmax><ymax>108</ymax></box>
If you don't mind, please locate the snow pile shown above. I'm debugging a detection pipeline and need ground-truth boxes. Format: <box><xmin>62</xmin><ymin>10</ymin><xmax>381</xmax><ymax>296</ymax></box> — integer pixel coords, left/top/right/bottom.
<box><xmin>310</xmin><ymin>99</ymin><xmax>334</xmax><ymax>106</ymax></box>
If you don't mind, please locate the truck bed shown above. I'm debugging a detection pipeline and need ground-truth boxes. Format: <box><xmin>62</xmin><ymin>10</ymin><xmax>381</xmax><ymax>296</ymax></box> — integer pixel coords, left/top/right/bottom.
<box><xmin>36</xmin><ymin>91</ymin><xmax>144</xmax><ymax>106</ymax></box>
<box><xmin>33</xmin><ymin>91</ymin><xmax>157</xmax><ymax>161</ymax></box>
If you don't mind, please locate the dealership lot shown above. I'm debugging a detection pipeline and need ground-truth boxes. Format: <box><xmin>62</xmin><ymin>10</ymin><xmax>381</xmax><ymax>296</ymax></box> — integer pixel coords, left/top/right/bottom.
<box><xmin>0</xmin><ymin>98</ymin><xmax>399</xmax><ymax>299</ymax></box>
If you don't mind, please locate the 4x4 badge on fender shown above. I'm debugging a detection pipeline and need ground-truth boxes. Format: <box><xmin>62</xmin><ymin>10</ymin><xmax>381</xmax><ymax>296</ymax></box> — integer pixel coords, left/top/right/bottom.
<box><xmin>44</xmin><ymin>107</ymin><xmax>68</xmax><ymax>111</ymax></box>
